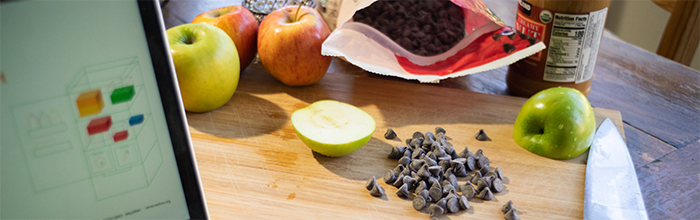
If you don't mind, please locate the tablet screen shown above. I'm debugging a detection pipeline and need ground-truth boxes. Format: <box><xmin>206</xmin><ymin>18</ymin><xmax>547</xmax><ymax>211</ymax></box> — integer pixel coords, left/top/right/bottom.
<box><xmin>1</xmin><ymin>1</ymin><xmax>200</xmax><ymax>219</ymax></box>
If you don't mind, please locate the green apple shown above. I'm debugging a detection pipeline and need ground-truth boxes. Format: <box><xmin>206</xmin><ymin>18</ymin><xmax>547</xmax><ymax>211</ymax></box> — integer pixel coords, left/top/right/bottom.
<box><xmin>512</xmin><ymin>87</ymin><xmax>596</xmax><ymax>160</ymax></box>
<box><xmin>291</xmin><ymin>100</ymin><xmax>376</xmax><ymax>157</ymax></box>
<box><xmin>167</xmin><ymin>23</ymin><xmax>240</xmax><ymax>112</ymax></box>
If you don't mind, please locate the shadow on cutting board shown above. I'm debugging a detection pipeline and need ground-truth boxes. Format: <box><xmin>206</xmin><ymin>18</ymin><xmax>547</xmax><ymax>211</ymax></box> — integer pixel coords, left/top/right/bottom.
<box><xmin>313</xmin><ymin>137</ymin><xmax>397</xmax><ymax>181</ymax></box>
<box><xmin>186</xmin><ymin>92</ymin><xmax>287</xmax><ymax>139</ymax></box>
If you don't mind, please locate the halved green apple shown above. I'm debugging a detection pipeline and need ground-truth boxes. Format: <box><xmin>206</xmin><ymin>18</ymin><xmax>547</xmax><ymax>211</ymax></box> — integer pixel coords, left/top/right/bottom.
<box><xmin>291</xmin><ymin>100</ymin><xmax>376</xmax><ymax>157</ymax></box>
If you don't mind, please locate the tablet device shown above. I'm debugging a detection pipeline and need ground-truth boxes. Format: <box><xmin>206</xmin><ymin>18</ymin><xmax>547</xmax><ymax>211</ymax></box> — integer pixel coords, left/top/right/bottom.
<box><xmin>0</xmin><ymin>0</ymin><xmax>209</xmax><ymax>219</ymax></box>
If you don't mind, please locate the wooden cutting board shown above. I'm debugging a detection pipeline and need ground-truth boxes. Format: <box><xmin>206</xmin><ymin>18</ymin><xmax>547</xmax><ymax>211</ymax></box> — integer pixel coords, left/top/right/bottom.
<box><xmin>185</xmin><ymin>60</ymin><xmax>623</xmax><ymax>219</ymax></box>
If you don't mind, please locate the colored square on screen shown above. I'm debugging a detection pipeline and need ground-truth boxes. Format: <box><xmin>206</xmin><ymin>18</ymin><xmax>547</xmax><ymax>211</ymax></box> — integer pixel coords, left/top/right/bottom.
<box><xmin>76</xmin><ymin>89</ymin><xmax>104</xmax><ymax>117</ymax></box>
<box><xmin>87</xmin><ymin>116</ymin><xmax>112</xmax><ymax>135</ymax></box>
<box><xmin>111</xmin><ymin>85</ymin><xmax>135</xmax><ymax>104</ymax></box>
<box><xmin>129</xmin><ymin>114</ymin><xmax>144</xmax><ymax>126</ymax></box>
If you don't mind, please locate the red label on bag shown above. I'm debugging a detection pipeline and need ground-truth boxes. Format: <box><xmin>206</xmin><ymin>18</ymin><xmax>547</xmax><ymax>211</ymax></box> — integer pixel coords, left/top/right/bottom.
<box><xmin>515</xmin><ymin>12</ymin><xmax>546</xmax><ymax>61</ymax></box>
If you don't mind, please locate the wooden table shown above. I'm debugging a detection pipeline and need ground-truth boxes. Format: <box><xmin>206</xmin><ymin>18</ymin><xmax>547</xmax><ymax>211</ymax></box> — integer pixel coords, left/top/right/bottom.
<box><xmin>161</xmin><ymin>0</ymin><xmax>699</xmax><ymax>219</ymax></box>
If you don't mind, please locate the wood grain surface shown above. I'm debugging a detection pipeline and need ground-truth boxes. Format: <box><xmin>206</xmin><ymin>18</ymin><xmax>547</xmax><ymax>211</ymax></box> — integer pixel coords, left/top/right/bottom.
<box><xmin>185</xmin><ymin>62</ymin><xmax>623</xmax><ymax>219</ymax></box>
<box><xmin>160</xmin><ymin>0</ymin><xmax>700</xmax><ymax>219</ymax></box>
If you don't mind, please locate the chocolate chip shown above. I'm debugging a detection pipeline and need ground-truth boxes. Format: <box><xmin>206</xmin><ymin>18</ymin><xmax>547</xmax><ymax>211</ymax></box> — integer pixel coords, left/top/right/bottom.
<box><xmin>393</xmin><ymin>174</ymin><xmax>405</xmax><ymax>188</ymax></box>
<box><xmin>353</xmin><ymin>0</ymin><xmax>465</xmax><ymax>56</ymax></box>
<box><xmin>479</xmin><ymin>187</ymin><xmax>494</xmax><ymax>200</ymax></box>
<box><xmin>427</xmin><ymin>176</ymin><xmax>439</xmax><ymax>187</ymax></box>
<box><xmin>492</xmin><ymin>32</ymin><xmax>503</xmax><ymax>41</ymax></box>
<box><xmin>435</xmin><ymin>127</ymin><xmax>446</xmax><ymax>135</ymax></box>
<box><xmin>415</xmin><ymin>180</ymin><xmax>428</xmax><ymax>193</ymax></box>
<box><xmin>430</xmin><ymin>204</ymin><xmax>445</xmax><ymax>218</ymax></box>
<box><xmin>365</xmin><ymin>176</ymin><xmax>377</xmax><ymax>190</ymax></box>
<box><xmin>495</xmin><ymin>167</ymin><xmax>505</xmax><ymax>180</ymax></box>
<box><xmin>465</xmin><ymin>155</ymin><xmax>476</xmax><ymax>171</ymax></box>
<box><xmin>484</xmin><ymin>171</ymin><xmax>497</xmax><ymax>180</ymax></box>
<box><xmin>479</xmin><ymin>165</ymin><xmax>490</xmax><ymax>176</ymax></box>
<box><xmin>434</xmin><ymin>146</ymin><xmax>447</xmax><ymax>158</ymax></box>
<box><xmin>458</xmin><ymin>146</ymin><xmax>470</xmax><ymax>158</ymax></box>
<box><xmin>503</xmin><ymin>43</ymin><xmax>516</xmax><ymax>54</ymax></box>
<box><xmin>474</xmin><ymin>129</ymin><xmax>492</xmax><ymax>141</ymax></box>
<box><xmin>451</xmin><ymin>157</ymin><xmax>466</xmax><ymax>165</ymax></box>
<box><xmin>438</xmin><ymin>159</ymin><xmax>450</xmax><ymax>171</ymax></box>
<box><xmin>411</xmin><ymin>148</ymin><xmax>425</xmax><ymax>160</ymax></box>
<box><xmin>419</xmin><ymin>188</ymin><xmax>431</xmax><ymax>202</ymax></box>
<box><xmin>384</xmin><ymin>170</ymin><xmax>397</xmax><ymax>184</ymax></box>
<box><xmin>447</xmin><ymin>197</ymin><xmax>460</xmax><ymax>213</ymax></box>
<box><xmin>409</xmin><ymin>138</ymin><xmax>423</xmax><ymax>149</ymax></box>
<box><xmin>477</xmin><ymin>178</ymin><xmax>491</xmax><ymax>192</ymax></box>
<box><xmin>435</xmin><ymin>197</ymin><xmax>447</xmax><ymax>210</ymax></box>
<box><xmin>393</xmin><ymin>164</ymin><xmax>405</xmax><ymax>175</ymax></box>
<box><xmin>428</xmin><ymin>165</ymin><xmax>442</xmax><ymax>176</ymax></box>
<box><xmin>403</xmin><ymin>148</ymin><xmax>412</xmax><ymax>158</ymax></box>
<box><xmin>443</xmin><ymin>168</ymin><xmax>453</xmax><ymax>179</ymax></box>
<box><xmin>410</xmin><ymin>158</ymin><xmax>425</xmax><ymax>171</ymax></box>
<box><xmin>413</xmin><ymin>196</ymin><xmax>427</xmax><ymax>210</ymax></box>
<box><xmin>459</xmin><ymin>195</ymin><xmax>471</xmax><ymax>210</ymax></box>
<box><xmin>384</xmin><ymin>127</ymin><xmax>397</xmax><ymax>139</ymax></box>
<box><xmin>397</xmin><ymin>183</ymin><xmax>410</xmax><ymax>198</ymax></box>
<box><xmin>461</xmin><ymin>182</ymin><xmax>476</xmax><ymax>199</ymax></box>
<box><xmin>442</xmin><ymin>183</ymin><xmax>455</xmax><ymax>195</ymax></box>
<box><xmin>507</xmin><ymin>32</ymin><xmax>517</xmax><ymax>40</ymax></box>
<box><xmin>505</xmin><ymin>209</ymin><xmax>520</xmax><ymax>220</ymax></box>
<box><xmin>444</xmin><ymin>145</ymin><xmax>456</xmax><ymax>156</ymax></box>
<box><xmin>519</xmin><ymin>33</ymin><xmax>528</xmax><ymax>40</ymax></box>
<box><xmin>388</xmin><ymin>146</ymin><xmax>407</xmax><ymax>159</ymax></box>
<box><xmin>412</xmin><ymin>131</ymin><xmax>425</xmax><ymax>139</ymax></box>
<box><xmin>502</xmin><ymin>200</ymin><xmax>516</xmax><ymax>213</ymax></box>
<box><xmin>492</xmin><ymin>177</ymin><xmax>504</xmax><ymax>193</ymax></box>
<box><xmin>425</xmin><ymin>132</ymin><xmax>435</xmax><ymax>141</ymax></box>
<box><xmin>452</xmin><ymin>163</ymin><xmax>469</xmax><ymax>177</ymax></box>
<box><xmin>435</xmin><ymin>132</ymin><xmax>447</xmax><ymax>145</ymax></box>
<box><xmin>425</xmin><ymin>156</ymin><xmax>438</xmax><ymax>167</ymax></box>
<box><xmin>474</xmin><ymin>149</ymin><xmax>483</xmax><ymax>160</ymax></box>
<box><xmin>438</xmin><ymin>154</ymin><xmax>452</xmax><ymax>162</ymax></box>
<box><xmin>370</xmin><ymin>184</ymin><xmax>385</xmax><ymax>197</ymax></box>
<box><xmin>425</xmin><ymin>150</ymin><xmax>437</xmax><ymax>161</ymax></box>
<box><xmin>447</xmin><ymin>173</ymin><xmax>459</xmax><ymax>189</ymax></box>
<box><xmin>429</xmin><ymin>182</ymin><xmax>443</xmax><ymax>201</ymax></box>
<box><xmin>417</xmin><ymin>164</ymin><xmax>431</xmax><ymax>179</ymax></box>
<box><xmin>398</xmin><ymin>156</ymin><xmax>411</xmax><ymax>167</ymax></box>
<box><xmin>445</xmin><ymin>190</ymin><xmax>459</xmax><ymax>200</ymax></box>
<box><xmin>478</xmin><ymin>156</ymin><xmax>490</xmax><ymax>171</ymax></box>
<box><xmin>470</xmin><ymin>170</ymin><xmax>482</xmax><ymax>183</ymax></box>
<box><xmin>403</xmin><ymin>176</ymin><xmax>417</xmax><ymax>189</ymax></box>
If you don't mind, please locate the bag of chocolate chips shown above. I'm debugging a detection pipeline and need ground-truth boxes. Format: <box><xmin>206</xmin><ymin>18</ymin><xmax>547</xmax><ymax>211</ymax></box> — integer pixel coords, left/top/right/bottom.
<box><xmin>321</xmin><ymin>0</ymin><xmax>545</xmax><ymax>83</ymax></box>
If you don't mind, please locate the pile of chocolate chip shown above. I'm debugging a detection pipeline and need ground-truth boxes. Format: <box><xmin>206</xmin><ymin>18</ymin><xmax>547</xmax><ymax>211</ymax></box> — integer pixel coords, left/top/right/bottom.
<box><xmin>366</xmin><ymin>127</ymin><xmax>509</xmax><ymax>218</ymax></box>
<box><xmin>352</xmin><ymin>0</ymin><xmax>466</xmax><ymax>56</ymax></box>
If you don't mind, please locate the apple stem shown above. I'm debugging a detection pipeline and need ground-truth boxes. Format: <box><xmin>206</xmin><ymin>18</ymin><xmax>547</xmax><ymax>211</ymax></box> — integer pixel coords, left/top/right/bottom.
<box><xmin>183</xmin><ymin>35</ymin><xmax>196</xmax><ymax>45</ymax></box>
<box><xmin>292</xmin><ymin>0</ymin><xmax>306</xmax><ymax>22</ymax></box>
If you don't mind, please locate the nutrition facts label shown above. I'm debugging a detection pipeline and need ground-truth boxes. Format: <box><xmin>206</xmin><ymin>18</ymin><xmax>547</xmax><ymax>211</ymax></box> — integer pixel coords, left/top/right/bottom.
<box><xmin>543</xmin><ymin>8</ymin><xmax>607</xmax><ymax>83</ymax></box>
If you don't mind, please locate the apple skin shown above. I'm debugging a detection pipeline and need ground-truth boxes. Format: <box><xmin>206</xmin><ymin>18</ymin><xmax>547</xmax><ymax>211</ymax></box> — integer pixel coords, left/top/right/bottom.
<box><xmin>192</xmin><ymin>5</ymin><xmax>258</xmax><ymax>71</ymax></box>
<box><xmin>166</xmin><ymin>23</ymin><xmax>240</xmax><ymax>112</ymax></box>
<box><xmin>292</xmin><ymin>100</ymin><xmax>375</xmax><ymax>157</ymax></box>
<box><xmin>258</xmin><ymin>5</ymin><xmax>332</xmax><ymax>86</ymax></box>
<box><xmin>512</xmin><ymin>87</ymin><xmax>596</xmax><ymax>160</ymax></box>
<box><xmin>296</xmin><ymin>131</ymin><xmax>373</xmax><ymax>157</ymax></box>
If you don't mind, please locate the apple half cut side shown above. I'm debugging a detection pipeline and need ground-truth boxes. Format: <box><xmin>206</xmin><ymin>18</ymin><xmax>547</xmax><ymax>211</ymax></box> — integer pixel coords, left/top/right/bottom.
<box><xmin>291</xmin><ymin>100</ymin><xmax>376</xmax><ymax>157</ymax></box>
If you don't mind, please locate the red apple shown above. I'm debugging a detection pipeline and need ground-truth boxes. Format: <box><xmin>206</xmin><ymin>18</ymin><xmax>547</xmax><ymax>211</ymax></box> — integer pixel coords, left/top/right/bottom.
<box><xmin>192</xmin><ymin>5</ymin><xmax>258</xmax><ymax>71</ymax></box>
<box><xmin>258</xmin><ymin>5</ymin><xmax>332</xmax><ymax>86</ymax></box>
